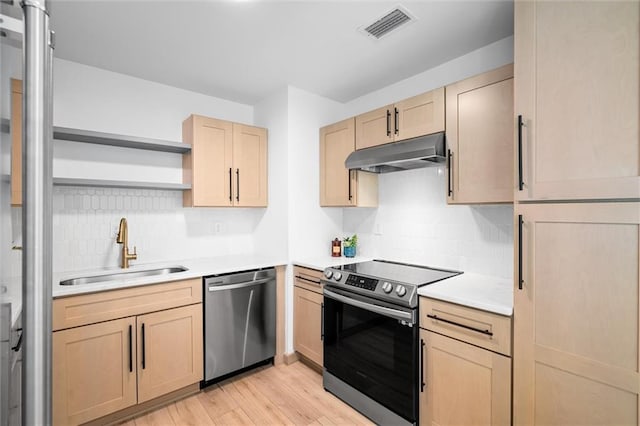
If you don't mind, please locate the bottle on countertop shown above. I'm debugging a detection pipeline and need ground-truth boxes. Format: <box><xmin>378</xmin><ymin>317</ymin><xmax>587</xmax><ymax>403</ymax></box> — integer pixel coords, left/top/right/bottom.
<box><xmin>331</xmin><ymin>238</ymin><xmax>341</xmax><ymax>257</ymax></box>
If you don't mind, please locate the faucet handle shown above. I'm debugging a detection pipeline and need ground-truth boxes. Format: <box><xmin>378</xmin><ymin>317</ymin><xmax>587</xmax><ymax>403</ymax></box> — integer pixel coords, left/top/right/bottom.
<box><xmin>132</xmin><ymin>246</ymin><xmax>137</xmax><ymax>255</ymax></box>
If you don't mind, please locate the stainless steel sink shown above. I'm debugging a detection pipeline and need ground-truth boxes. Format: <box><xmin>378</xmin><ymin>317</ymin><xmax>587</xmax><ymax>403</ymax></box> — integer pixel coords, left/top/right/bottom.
<box><xmin>59</xmin><ymin>266</ymin><xmax>188</xmax><ymax>286</ymax></box>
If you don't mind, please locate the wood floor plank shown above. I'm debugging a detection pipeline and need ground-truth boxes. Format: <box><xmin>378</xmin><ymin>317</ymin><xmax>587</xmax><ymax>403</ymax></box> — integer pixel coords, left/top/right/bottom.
<box><xmin>127</xmin><ymin>362</ymin><xmax>376</xmax><ymax>426</ymax></box>
<box><xmin>197</xmin><ymin>384</ymin><xmax>238</xmax><ymax>420</ymax></box>
<box><xmin>166</xmin><ymin>395</ymin><xmax>213</xmax><ymax>425</ymax></box>
<box><xmin>248</xmin><ymin>367</ymin><xmax>322</xmax><ymax>424</ymax></box>
<box><xmin>214</xmin><ymin>407</ymin><xmax>254</xmax><ymax>425</ymax></box>
<box><xmin>133</xmin><ymin>406</ymin><xmax>175</xmax><ymax>426</ymax></box>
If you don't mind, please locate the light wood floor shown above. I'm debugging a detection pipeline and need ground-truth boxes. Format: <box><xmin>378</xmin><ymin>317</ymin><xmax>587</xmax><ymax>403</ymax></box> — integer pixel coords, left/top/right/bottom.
<box><xmin>120</xmin><ymin>361</ymin><xmax>374</xmax><ymax>425</ymax></box>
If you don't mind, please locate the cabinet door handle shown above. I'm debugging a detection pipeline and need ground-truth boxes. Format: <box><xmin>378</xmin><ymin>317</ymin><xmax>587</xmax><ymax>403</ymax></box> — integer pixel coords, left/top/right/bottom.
<box><xmin>386</xmin><ymin>109</ymin><xmax>391</xmax><ymax>137</ymax></box>
<box><xmin>228</xmin><ymin>167</ymin><xmax>232</xmax><ymax>203</ymax></box>
<box><xmin>447</xmin><ymin>149</ymin><xmax>453</xmax><ymax>197</ymax></box>
<box><xmin>128</xmin><ymin>325</ymin><xmax>133</xmax><ymax>373</ymax></box>
<box><xmin>394</xmin><ymin>107</ymin><xmax>399</xmax><ymax>136</ymax></box>
<box><xmin>518</xmin><ymin>115</ymin><xmax>524</xmax><ymax>191</ymax></box>
<box><xmin>321</xmin><ymin>302</ymin><xmax>325</xmax><ymax>341</ymax></box>
<box><xmin>141</xmin><ymin>323</ymin><xmax>146</xmax><ymax>370</ymax></box>
<box><xmin>518</xmin><ymin>214</ymin><xmax>523</xmax><ymax>290</ymax></box>
<box><xmin>426</xmin><ymin>314</ymin><xmax>493</xmax><ymax>336</ymax></box>
<box><xmin>236</xmin><ymin>169</ymin><xmax>240</xmax><ymax>202</ymax></box>
<box><xmin>420</xmin><ymin>338</ymin><xmax>426</xmax><ymax>392</ymax></box>
<box><xmin>348</xmin><ymin>170</ymin><xmax>353</xmax><ymax>202</ymax></box>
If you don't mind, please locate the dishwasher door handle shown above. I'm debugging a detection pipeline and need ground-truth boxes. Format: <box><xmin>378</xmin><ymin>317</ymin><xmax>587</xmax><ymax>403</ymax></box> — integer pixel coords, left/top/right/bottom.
<box><xmin>207</xmin><ymin>277</ymin><xmax>273</xmax><ymax>292</ymax></box>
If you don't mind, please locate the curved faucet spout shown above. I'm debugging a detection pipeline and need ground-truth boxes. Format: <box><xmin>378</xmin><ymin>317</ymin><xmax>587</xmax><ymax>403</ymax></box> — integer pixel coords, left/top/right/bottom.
<box><xmin>116</xmin><ymin>217</ymin><xmax>137</xmax><ymax>268</ymax></box>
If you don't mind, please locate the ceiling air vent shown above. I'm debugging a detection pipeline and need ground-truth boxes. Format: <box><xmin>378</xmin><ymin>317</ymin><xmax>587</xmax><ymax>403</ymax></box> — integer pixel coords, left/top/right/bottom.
<box><xmin>361</xmin><ymin>6</ymin><xmax>414</xmax><ymax>40</ymax></box>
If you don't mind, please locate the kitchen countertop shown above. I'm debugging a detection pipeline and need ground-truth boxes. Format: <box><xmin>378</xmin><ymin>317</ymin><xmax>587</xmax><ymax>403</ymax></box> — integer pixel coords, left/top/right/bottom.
<box><xmin>293</xmin><ymin>256</ymin><xmax>373</xmax><ymax>271</ymax></box>
<box><xmin>417</xmin><ymin>273</ymin><xmax>513</xmax><ymax>316</ymax></box>
<box><xmin>53</xmin><ymin>253</ymin><xmax>288</xmax><ymax>298</ymax></box>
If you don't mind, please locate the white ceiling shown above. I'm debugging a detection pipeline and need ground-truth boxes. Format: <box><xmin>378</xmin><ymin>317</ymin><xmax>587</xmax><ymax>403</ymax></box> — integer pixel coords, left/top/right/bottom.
<box><xmin>49</xmin><ymin>0</ymin><xmax>514</xmax><ymax>105</ymax></box>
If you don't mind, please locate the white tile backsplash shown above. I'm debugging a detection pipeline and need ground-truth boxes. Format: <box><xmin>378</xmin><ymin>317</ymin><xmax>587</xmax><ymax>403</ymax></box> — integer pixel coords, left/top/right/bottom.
<box><xmin>53</xmin><ymin>186</ymin><xmax>260</xmax><ymax>272</ymax></box>
<box><xmin>343</xmin><ymin>167</ymin><xmax>513</xmax><ymax>278</ymax></box>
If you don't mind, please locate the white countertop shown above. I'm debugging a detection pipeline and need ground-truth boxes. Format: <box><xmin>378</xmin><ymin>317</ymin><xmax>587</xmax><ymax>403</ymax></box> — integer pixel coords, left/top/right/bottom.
<box><xmin>293</xmin><ymin>255</ymin><xmax>373</xmax><ymax>272</ymax></box>
<box><xmin>53</xmin><ymin>253</ymin><xmax>287</xmax><ymax>298</ymax></box>
<box><xmin>417</xmin><ymin>273</ymin><xmax>513</xmax><ymax>316</ymax></box>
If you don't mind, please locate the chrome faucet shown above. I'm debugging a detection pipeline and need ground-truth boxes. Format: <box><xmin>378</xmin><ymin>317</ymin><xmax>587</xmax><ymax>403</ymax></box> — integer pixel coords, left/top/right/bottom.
<box><xmin>116</xmin><ymin>217</ymin><xmax>137</xmax><ymax>269</ymax></box>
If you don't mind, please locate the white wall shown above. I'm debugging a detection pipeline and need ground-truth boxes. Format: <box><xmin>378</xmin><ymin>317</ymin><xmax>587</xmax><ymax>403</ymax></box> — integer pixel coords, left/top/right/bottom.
<box><xmin>342</xmin><ymin>36</ymin><xmax>514</xmax><ymax>118</ymax></box>
<box><xmin>253</xmin><ymin>88</ymin><xmax>289</xmax><ymax>260</ymax></box>
<box><xmin>255</xmin><ymin>85</ymin><xmax>346</xmax><ymax>352</ymax></box>
<box><xmin>50</xmin><ymin>59</ymin><xmax>263</xmax><ymax>272</ymax></box>
<box><xmin>341</xmin><ymin>36</ymin><xmax>515</xmax><ymax>278</ymax></box>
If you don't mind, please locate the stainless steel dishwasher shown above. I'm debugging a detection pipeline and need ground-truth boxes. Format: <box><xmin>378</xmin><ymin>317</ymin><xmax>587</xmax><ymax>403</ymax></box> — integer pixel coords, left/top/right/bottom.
<box><xmin>203</xmin><ymin>268</ymin><xmax>276</xmax><ymax>384</ymax></box>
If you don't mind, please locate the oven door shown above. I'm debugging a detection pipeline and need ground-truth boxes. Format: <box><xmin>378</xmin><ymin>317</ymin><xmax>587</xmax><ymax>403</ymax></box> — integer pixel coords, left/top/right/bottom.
<box><xmin>323</xmin><ymin>286</ymin><xmax>418</xmax><ymax>423</ymax></box>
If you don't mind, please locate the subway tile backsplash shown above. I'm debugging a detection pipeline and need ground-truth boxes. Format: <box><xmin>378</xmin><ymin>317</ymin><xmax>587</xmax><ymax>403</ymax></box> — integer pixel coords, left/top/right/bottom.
<box><xmin>53</xmin><ymin>187</ymin><xmax>259</xmax><ymax>272</ymax></box>
<box><xmin>343</xmin><ymin>167</ymin><xmax>513</xmax><ymax>278</ymax></box>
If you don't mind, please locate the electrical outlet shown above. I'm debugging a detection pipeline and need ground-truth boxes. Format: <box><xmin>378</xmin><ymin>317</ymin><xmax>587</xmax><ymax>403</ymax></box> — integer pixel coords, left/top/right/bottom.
<box><xmin>215</xmin><ymin>223</ymin><xmax>222</xmax><ymax>233</ymax></box>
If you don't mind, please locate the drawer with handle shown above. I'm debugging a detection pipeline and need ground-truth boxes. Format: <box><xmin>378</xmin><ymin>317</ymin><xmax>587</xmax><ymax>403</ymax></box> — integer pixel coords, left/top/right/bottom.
<box><xmin>419</xmin><ymin>297</ymin><xmax>511</xmax><ymax>356</ymax></box>
<box><xmin>294</xmin><ymin>266</ymin><xmax>323</xmax><ymax>294</ymax></box>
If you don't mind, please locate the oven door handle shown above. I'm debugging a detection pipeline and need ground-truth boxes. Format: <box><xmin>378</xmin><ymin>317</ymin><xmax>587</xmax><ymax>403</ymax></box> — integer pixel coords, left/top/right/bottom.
<box><xmin>323</xmin><ymin>288</ymin><xmax>414</xmax><ymax>322</ymax></box>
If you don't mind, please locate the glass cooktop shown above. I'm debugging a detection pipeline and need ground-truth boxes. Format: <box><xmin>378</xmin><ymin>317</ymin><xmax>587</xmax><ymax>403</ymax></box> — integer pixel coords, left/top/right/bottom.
<box><xmin>333</xmin><ymin>259</ymin><xmax>461</xmax><ymax>287</ymax></box>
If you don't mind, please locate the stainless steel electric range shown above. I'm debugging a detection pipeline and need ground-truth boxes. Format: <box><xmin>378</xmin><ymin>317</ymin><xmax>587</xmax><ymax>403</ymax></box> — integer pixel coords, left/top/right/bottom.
<box><xmin>321</xmin><ymin>260</ymin><xmax>461</xmax><ymax>426</ymax></box>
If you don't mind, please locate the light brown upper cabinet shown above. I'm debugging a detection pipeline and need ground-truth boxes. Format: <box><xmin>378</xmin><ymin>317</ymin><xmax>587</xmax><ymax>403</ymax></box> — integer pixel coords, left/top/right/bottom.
<box><xmin>446</xmin><ymin>64</ymin><xmax>514</xmax><ymax>204</ymax></box>
<box><xmin>355</xmin><ymin>88</ymin><xmax>445</xmax><ymax>150</ymax></box>
<box><xmin>320</xmin><ymin>118</ymin><xmax>378</xmax><ymax>207</ymax></box>
<box><xmin>11</xmin><ymin>78</ymin><xmax>22</xmax><ymax>206</ymax></box>
<box><xmin>182</xmin><ymin>114</ymin><xmax>268</xmax><ymax>207</ymax></box>
<box><xmin>515</xmin><ymin>1</ymin><xmax>639</xmax><ymax>201</ymax></box>
<box><xmin>513</xmin><ymin>202</ymin><xmax>640</xmax><ymax>425</ymax></box>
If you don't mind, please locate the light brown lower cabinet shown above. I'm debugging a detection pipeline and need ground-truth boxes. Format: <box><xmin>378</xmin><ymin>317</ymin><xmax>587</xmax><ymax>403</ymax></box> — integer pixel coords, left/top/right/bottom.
<box><xmin>52</xmin><ymin>279</ymin><xmax>203</xmax><ymax>426</ymax></box>
<box><xmin>514</xmin><ymin>202</ymin><xmax>640</xmax><ymax>425</ymax></box>
<box><xmin>419</xmin><ymin>330</ymin><xmax>511</xmax><ymax>426</ymax></box>
<box><xmin>136</xmin><ymin>304</ymin><xmax>203</xmax><ymax>403</ymax></box>
<box><xmin>293</xmin><ymin>266</ymin><xmax>324</xmax><ymax>366</ymax></box>
<box><xmin>419</xmin><ymin>297</ymin><xmax>512</xmax><ymax>426</ymax></box>
<box><xmin>53</xmin><ymin>317</ymin><xmax>137</xmax><ymax>426</ymax></box>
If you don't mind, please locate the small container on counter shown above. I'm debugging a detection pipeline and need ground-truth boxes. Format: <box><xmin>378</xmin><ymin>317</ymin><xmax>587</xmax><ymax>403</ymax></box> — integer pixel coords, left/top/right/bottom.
<box><xmin>332</xmin><ymin>238</ymin><xmax>341</xmax><ymax>257</ymax></box>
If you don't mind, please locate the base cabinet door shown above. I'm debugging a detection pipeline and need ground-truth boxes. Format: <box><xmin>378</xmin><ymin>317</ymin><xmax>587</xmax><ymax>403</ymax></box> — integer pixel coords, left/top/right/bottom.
<box><xmin>136</xmin><ymin>304</ymin><xmax>203</xmax><ymax>403</ymax></box>
<box><xmin>514</xmin><ymin>202</ymin><xmax>640</xmax><ymax>425</ymax></box>
<box><xmin>293</xmin><ymin>285</ymin><xmax>323</xmax><ymax>366</ymax></box>
<box><xmin>419</xmin><ymin>329</ymin><xmax>511</xmax><ymax>426</ymax></box>
<box><xmin>53</xmin><ymin>317</ymin><xmax>137</xmax><ymax>426</ymax></box>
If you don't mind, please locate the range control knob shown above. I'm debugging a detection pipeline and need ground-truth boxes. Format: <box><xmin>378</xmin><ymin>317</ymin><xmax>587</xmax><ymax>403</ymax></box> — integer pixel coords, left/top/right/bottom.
<box><xmin>334</xmin><ymin>272</ymin><xmax>342</xmax><ymax>281</ymax></box>
<box><xmin>382</xmin><ymin>282</ymin><xmax>393</xmax><ymax>293</ymax></box>
<box><xmin>396</xmin><ymin>285</ymin><xmax>407</xmax><ymax>297</ymax></box>
<box><xmin>324</xmin><ymin>270</ymin><xmax>333</xmax><ymax>279</ymax></box>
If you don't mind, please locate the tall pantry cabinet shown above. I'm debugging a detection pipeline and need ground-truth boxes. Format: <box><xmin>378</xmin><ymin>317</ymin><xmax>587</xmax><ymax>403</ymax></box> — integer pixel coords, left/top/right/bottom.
<box><xmin>513</xmin><ymin>1</ymin><xmax>640</xmax><ymax>424</ymax></box>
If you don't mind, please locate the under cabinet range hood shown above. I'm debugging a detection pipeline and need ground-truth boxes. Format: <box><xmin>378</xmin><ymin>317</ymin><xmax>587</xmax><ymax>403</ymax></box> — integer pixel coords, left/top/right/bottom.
<box><xmin>345</xmin><ymin>132</ymin><xmax>446</xmax><ymax>173</ymax></box>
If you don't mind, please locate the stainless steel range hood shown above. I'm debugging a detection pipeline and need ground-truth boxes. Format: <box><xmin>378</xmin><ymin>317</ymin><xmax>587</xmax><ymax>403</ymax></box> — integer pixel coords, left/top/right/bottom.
<box><xmin>345</xmin><ymin>132</ymin><xmax>446</xmax><ymax>173</ymax></box>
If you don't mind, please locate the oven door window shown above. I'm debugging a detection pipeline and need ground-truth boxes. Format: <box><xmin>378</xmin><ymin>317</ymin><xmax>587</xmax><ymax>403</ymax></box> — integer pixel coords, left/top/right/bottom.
<box><xmin>323</xmin><ymin>293</ymin><xmax>418</xmax><ymax>422</ymax></box>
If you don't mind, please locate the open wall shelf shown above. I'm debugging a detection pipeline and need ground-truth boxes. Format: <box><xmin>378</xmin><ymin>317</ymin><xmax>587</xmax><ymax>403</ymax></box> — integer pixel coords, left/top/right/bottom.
<box><xmin>2</xmin><ymin>175</ymin><xmax>190</xmax><ymax>191</ymax></box>
<box><xmin>2</xmin><ymin>118</ymin><xmax>191</xmax><ymax>192</ymax></box>
<box><xmin>1</xmin><ymin>118</ymin><xmax>191</xmax><ymax>153</ymax></box>
<box><xmin>53</xmin><ymin>178</ymin><xmax>191</xmax><ymax>190</ymax></box>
